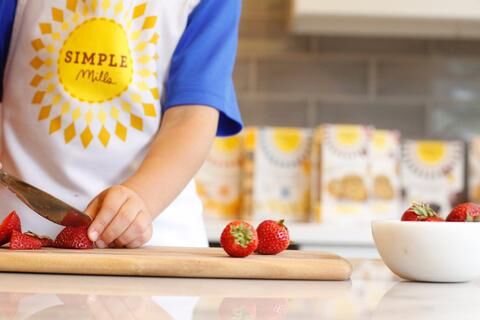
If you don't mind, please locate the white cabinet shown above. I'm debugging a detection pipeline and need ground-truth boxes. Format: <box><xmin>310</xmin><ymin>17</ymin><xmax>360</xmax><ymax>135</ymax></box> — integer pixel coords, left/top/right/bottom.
<box><xmin>292</xmin><ymin>0</ymin><xmax>480</xmax><ymax>38</ymax></box>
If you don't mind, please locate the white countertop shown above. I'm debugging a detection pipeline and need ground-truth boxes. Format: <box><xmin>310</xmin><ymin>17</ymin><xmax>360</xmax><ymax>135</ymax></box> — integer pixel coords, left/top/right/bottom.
<box><xmin>1</xmin><ymin>259</ymin><xmax>479</xmax><ymax>319</ymax></box>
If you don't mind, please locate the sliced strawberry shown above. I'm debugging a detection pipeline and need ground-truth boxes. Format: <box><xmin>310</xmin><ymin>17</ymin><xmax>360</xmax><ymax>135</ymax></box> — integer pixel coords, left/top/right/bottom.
<box><xmin>446</xmin><ymin>203</ymin><xmax>480</xmax><ymax>222</ymax></box>
<box><xmin>9</xmin><ymin>230</ymin><xmax>42</xmax><ymax>250</ymax></box>
<box><xmin>54</xmin><ymin>226</ymin><xmax>94</xmax><ymax>249</ymax></box>
<box><xmin>0</xmin><ymin>211</ymin><xmax>21</xmax><ymax>246</ymax></box>
<box><xmin>24</xmin><ymin>231</ymin><xmax>54</xmax><ymax>247</ymax></box>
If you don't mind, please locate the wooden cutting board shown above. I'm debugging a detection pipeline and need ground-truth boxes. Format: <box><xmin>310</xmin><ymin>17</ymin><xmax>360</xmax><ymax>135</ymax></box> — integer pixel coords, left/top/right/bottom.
<box><xmin>0</xmin><ymin>247</ymin><xmax>352</xmax><ymax>280</ymax></box>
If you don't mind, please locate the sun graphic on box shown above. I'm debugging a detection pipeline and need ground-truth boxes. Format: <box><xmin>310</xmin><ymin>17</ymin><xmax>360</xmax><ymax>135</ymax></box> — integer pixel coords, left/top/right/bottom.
<box><xmin>30</xmin><ymin>0</ymin><xmax>160</xmax><ymax>148</ymax></box>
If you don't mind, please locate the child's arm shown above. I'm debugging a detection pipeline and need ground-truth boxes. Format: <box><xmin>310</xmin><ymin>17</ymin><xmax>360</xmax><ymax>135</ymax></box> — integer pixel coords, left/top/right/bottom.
<box><xmin>86</xmin><ymin>105</ymin><xmax>219</xmax><ymax>248</ymax></box>
<box><xmin>86</xmin><ymin>0</ymin><xmax>242</xmax><ymax>248</ymax></box>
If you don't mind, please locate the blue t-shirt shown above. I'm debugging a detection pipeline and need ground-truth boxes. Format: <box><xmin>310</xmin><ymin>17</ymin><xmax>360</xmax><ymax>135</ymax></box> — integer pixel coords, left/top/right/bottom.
<box><xmin>0</xmin><ymin>0</ymin><xmax>243</xmax><ymax>136</ymax></box>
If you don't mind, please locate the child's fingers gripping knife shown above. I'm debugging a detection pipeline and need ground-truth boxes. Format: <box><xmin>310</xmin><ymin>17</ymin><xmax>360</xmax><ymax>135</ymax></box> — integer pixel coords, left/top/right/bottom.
<box><xmin>85</xmin><ymin>185</ymin><xmax>153</xmax><ymax>249</ymax></box>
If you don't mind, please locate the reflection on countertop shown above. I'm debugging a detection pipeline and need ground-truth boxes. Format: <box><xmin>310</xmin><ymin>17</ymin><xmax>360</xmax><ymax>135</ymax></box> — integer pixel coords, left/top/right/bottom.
<box><xmin>0</xmin><ymin>260</ymin><xmax>478</xmax><ymax>319</ymax></box>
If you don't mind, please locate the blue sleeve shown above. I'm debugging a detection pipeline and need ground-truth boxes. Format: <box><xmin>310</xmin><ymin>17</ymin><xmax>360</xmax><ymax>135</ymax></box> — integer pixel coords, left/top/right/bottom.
<box><xmin>0</xmin><ymin>0</ymin><xmax>17</xmax><ymax>101</ymax></box>
<box><xmin>164</xmin><ymin>0</ymin><xmax>243</xmax><ymax>137</ymax></box>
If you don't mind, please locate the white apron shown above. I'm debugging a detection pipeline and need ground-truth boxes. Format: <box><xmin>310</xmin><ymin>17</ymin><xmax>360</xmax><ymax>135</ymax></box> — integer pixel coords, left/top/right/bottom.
<box><xmin>1</xmin><ymin>0</ymin><xmax>208</xmax><ymax>247</ymax></box>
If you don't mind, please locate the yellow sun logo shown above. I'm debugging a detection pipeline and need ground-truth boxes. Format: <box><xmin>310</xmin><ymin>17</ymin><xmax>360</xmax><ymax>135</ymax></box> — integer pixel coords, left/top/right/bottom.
<box><xmin>30</xmin><ymin>0</ymin><xmax>160</xmax><ymax>148</ymax></box>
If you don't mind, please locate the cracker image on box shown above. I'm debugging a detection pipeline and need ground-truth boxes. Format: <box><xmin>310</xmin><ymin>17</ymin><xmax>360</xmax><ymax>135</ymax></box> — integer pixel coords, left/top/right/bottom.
<box><xmin>195</xmin><ymin>135</ymin><xmax>242</xmax><ymax>219</ymax></box>
<box><xmin>311</xmin><ymin>125</ymin><xmax>371</xmax><ymax>223</ymax></box>
<box><xmin>368</xmin><ymin>130</ymin><xmax>401</xmax><ymax>218</ymax></box>
<box><xmin>402</xmin><ymin>140</ymin><xmax>465</xmax><ymax>215</ymax></box>
<box><xmin>242</xmin><ymin>127</ymin><xmax>312</xmax><ymax>222</ymax></box>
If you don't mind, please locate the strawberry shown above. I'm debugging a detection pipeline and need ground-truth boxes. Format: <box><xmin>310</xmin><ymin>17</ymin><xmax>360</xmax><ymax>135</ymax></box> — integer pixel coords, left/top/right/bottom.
<box><xmin>424</xmin><ymin>216</ymin><xmax>445</xmax><ymax>222</ymax></box>
<box><xmin>54</xmin><ymin>226</ymin><xmax>94</xmax><ymax>249</ymax></box>
<box><xmin>0</xmin><ymin>211</ymin><xmax>21</xmax><ymax>246</ymax></box>
<box><xmin>256</xmin><ymin>220</ymin><xmax>290</xmax><ymax>255</ymax></box>
<box><xmin>446</xmin><ymin>202</ymin><xmax>480</xmax><ymax>222</ymax></box>
<box><xmin>9</xmin><ymin>230</ymin><xmax>42</xmax><ymax>250</ymax></box>
<box><xmin>401</xmin><ymin>203</ymin><xmax>440</xmax><ymax>221</ymax></box>
<box><xmin>220</xmin><ymin>221</ymin><xmax>258</xmax><ymax>257</ymax></box>
<box><xmin>25</xmin><ymin>231</ymin><xmax>54</xmax><ymax>247</ymax></box>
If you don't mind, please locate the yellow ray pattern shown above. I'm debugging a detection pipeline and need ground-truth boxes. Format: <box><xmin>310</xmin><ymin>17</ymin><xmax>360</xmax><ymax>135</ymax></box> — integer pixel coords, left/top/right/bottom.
<box><xmin>130</xmin><ymin>114</ymin><xmax>143</xmax><ymax>131</ymax></box>
<box><xmin>39</xmin><ymin>23</ymin><xmax>52</xmax><ymax>34</ymax></box>
<box><xmin>98</xmin><ymin>126</ymin><xmax>111</xmax><ymax>147</ymax></box>
<box><xmin>49</xmin><ymin>116</ymin><xmax>62</xmax><ymax>134</ymax></box>
<box><xmin>102</xmin><ymin>0</ymin><xmax>111</xmax><ymax>11</ymax></box>
<box><xmin>142</xmin><ymin>17</ymin><xmax>157</xmax><ymax>30</ymax></box>
<box><xmin>81</xmin><ymin>127</ymin><xmax>93</xmax><ymax>148</ymax></box>
<box><xmin>66</xmin><ymin>0</ymin><xmax>78</xmax><ymax>12</ymax></box>
<box><xmin>52</xmin><ymin>8</ymin><xmax>64</xmax><ymax>22</ymax></box>
<box><xmin>114</xmin><ymin>1</ymin><xmax>123</xmax><ymax>15</ymax></box>
<box><xmin>132</xmin><ymin>3</ymin><xmax>147</xmax><ymax>19</ymax></box>
<box><xmin>31</xmin><ymin>39</ymin><xmax>45</xmax><ymax>51</ymax></box>
<box><xmin>30</xmin><ymin>0</ymin><xmax>160</xmax><ymax>149</ymax></box>
<box><xmin>64</xmin><ymin>123</ymin><xmax>76</xmax><ymax>143</ymax></box>
<box><xmin>30</xmin><ymin>75</ymin><xmax>43</xmax><ymax>87</ymax></box>
<box><xmin>150</xmin><ymin>88</ymin><xmax>159</xmax><ymax>100</ymax></box>
<box><xmin>30</xmin><ymin>57</ymin><xmax>44</xmax><ymax>70</ymax></box>
<box><xmin>38</xmin><ymin>105</ymin><xmax>52</xmax><ymax>121</ymax></box>
<box><xmin>115</xmin><ymin>122</ymin><xmax>127</xmax><ymax>141</ymax></box>
<box><xmin>32</xmin><ymin>91</ymin><xmax>45</xmax><ymax>104</ymax></box>
<box><xmin>143</xmin><ymin>103</ymin><xmax>156</xmax><ymax>117</ymax></box>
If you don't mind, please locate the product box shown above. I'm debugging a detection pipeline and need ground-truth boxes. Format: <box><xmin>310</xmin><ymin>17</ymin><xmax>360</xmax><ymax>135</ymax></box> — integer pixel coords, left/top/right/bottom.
<box><xmin>195</xmin><ymin>135</ymin><xmax>242</xmax><ymax>219</ymax></box>
<box><xmin>368</xmin><ymin>130</ymin><xmax>402</xmax><ymax>219</ymax></box>
<box><xmin>401</xmin><ymin>140</ymin><xmax>465</xmax><ymax>215</ymax></box>
<box><xmin>241</xmin><ymin>127</ymin><xmax>312</xmax><ymax>222</ymax></box>
<box><xmin>468</xmin><ymin>138</ymin><xmax>480</xmax><ymax>202</ymax></box>
<box><xmin>311</xmin><ymin>124</ymin><xmax>371</xmax><ymax>223</ymax></box>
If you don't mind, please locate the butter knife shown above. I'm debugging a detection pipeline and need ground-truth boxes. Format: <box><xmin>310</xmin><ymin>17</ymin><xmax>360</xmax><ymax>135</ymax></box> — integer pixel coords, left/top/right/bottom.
<box><xmin>0</xmin><ymin>169</ymin><xmax>92</xmax><ymax>227</ymax></box>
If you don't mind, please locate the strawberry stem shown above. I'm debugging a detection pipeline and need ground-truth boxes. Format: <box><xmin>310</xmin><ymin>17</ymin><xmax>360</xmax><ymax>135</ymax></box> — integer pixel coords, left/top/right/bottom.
<box><xmin>411</xmin><ymin>202</ymin><xmax>437</xmax><ymax>219</ymax></box>
<box><xmin>230</xmin><ymin>224</ymin><xmax>253</xmax><ymax>248</ymax></box>
<box><xmin>277</xmin><ymin>219</ymin><xmax>288</xmax><ymax>231</ymax></box>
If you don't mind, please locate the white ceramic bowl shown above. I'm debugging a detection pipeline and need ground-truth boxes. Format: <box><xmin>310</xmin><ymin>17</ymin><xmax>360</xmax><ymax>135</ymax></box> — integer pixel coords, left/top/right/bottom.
<box><xmin>372</xmin><ymin>220</ymin><xmax>480</xmax><ymax>282</ymax></box>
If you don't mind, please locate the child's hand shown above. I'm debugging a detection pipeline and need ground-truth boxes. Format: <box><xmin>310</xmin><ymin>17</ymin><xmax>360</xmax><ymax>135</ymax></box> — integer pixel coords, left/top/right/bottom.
<box><xmin>85</xmin><ymin>185</ymin><xmax>153</xmax><ymax>248</ymax></box>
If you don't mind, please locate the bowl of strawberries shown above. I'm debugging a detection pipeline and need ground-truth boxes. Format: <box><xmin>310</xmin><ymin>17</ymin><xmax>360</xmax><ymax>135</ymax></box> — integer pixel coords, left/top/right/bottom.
<box><xmin>372</xmin><ymin>202</ymin><xmax>480</xmax><ymax>283</ymax></box>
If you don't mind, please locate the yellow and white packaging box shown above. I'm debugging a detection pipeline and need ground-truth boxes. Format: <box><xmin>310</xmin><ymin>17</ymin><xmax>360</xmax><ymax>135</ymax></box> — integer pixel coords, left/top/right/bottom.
<box><xmin>241</xmin><ymin>127</ymin><xmax>312</xmax><ymax>222</ymax></box>
<box><xmin>311</xmin><ymin>125</ymin><xmax>371</xmax><ymax>223</ymax></box>
<box><xmin>401</xmin><ymin>140</ymin><xmax>465</xmax><ymax>215</ymax></box>
<box><xmin>468</xmin><ymin>138</ymin><xmax>480</xmax><ymax>202</ymax></box>
<box><xmin>368</xmin><ymin>130</ymin><xmax>401</xmax><ymax>219</ymax></box>
<box><xmin>195</xmin><ymin>135</ymin><xmax>242</xmax><ymax>219</ymax></box>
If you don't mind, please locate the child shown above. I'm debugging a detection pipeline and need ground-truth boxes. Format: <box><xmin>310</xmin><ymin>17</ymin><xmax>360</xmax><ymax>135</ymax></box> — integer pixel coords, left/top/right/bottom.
<box><xmin>0</xmin><ymin>0</ymin><xmax>242</xmax><ymax>248</ymax></box>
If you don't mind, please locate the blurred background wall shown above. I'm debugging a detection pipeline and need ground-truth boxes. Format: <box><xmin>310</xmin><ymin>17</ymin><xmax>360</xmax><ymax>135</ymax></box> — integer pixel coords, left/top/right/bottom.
<box><xmin>236</xmin><ymin>0</ymin><xmax>480</xmax><ymax>140</ymax></box>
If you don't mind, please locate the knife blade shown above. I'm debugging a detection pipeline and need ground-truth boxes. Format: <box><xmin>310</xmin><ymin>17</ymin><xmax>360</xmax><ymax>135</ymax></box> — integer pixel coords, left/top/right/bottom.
<box><xmin>0</xmin><ymin>169</ymin><xmax>92</xmax><ymax>227</ymax></box>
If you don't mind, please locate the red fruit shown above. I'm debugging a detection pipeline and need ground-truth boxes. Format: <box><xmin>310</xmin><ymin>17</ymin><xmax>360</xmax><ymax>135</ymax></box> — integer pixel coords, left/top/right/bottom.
<box><xmin>401</xmin><ymin>203</ymin><xmax>439</xmax><ymax>221</ymax></box>
<box><xmin>424</xmin><ymin>216</ymin><xmax>445</xmax><ymax>222</ymax></box>
<box><xmin>256</xmin><ymin>220</ymin><xmax>290</xmax><ymax>255</ymax></box>
<box><xmin>24</xmin><ymin>232</ymin><xmax>54</xmax><ymax>247</ymax></box>
<box><xmin>0</xmin><ymin>211</ymin><xmax>21</xmax><ymax>246</ymax></box>
<box><xmin>9</xmin><ymin>230</ymin><xmax>42</xmax><ymax>250</ymax></box>
<box><xmin>54</xmin><ymin>227</ymin><xmax>94</xmax><ymax>249</ymax></box>
<box><xmin>220</xmin><ymin>221</ymin><xmax>258</xmax><ymax>257</ymax></box>
<box><xmin>446</xmin><ymin>203</ymin><xmax>480</xmax><ymax>222</ymax></box>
